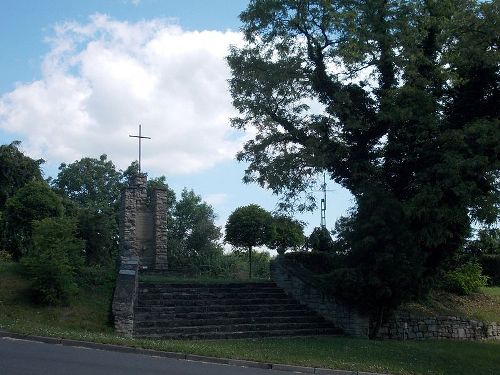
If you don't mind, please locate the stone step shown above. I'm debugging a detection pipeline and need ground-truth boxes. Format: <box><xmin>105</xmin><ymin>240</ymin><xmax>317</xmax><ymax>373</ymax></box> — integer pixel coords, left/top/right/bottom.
<box><xmin>134</xmin><ymin>327</ymin><xmax>341</xmax><ymax>340</ymax></box>
<box><xmin>135</xmin><ymin>315</ymin><xmax>326</xmax><ymax>328</ymax></box>
<box><xmin>134</xmin><ymin>308</ymin><xmax>313</xmax><ymax>321</ymax></box>
<box><xmin>135</xmin><ymin>303</ymin><xmax>308</xmax><ymax>314</ymax></box>
<box><xmin>138</xmin><ymin>282</ymin><xmax>277</xmax><ymax>290</ymax></box>
<box><xmin>137</xmin><ymin>291</ymin><xmax>288</xmax><ymax>300</ymax></box>
<box><xmin>134</xmin><ymin>321</ymin><xmax>334</xmax><ymax>335</ymax></box>
<box><xmin>136</xmin><ymin>297</ymin><xmax>296</xmax><ymax>307</ymax></box>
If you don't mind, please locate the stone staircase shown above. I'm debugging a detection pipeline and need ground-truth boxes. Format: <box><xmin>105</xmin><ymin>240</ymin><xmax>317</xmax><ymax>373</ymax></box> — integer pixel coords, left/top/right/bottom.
<box><xmin>133</xmin><ymin>281</ymin><xmax>342</xmax><ymax>339</ymax></box>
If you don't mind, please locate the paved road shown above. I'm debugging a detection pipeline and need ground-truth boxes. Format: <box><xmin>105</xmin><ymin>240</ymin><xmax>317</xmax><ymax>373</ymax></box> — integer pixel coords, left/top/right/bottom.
<box><xmin>0</xmin><ymin>337</ymin><xmax>285</xmax><ymax>375</ymax></box>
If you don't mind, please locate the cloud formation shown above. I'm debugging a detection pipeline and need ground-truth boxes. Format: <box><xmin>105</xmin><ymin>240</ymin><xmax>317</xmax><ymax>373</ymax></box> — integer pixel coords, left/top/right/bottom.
<box><xmin>0</xmin><ymin>14</ymin><xmax>243</xmax><ymax>174</ymax></box>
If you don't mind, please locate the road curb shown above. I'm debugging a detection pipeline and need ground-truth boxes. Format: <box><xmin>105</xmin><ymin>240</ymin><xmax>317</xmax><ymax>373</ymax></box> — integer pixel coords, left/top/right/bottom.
<box><xmin>0</xmin><ymin>330</ymin><xmax>389</xmax><ymax>375</ymax></box>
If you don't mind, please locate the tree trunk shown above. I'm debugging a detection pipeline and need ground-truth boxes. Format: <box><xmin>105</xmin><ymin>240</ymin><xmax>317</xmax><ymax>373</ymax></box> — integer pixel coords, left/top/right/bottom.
<box><xmin>369</xmin><ymin>306</ymin><xmax>385</xmax><ymax>339</ymax></box>
<box><xmin>248</xmin><ymin>245</ymin><xmax>252</xmax><ymax>279</ymax></box>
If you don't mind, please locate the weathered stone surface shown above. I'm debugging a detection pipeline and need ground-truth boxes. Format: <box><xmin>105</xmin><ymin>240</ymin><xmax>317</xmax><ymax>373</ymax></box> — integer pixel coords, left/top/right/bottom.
<box><xmin>271</xmin><ymin>256</ymin><xmax>370</xmax><ymax>338</ymax></box>
<box><xmin>112</xmin><ymin>256</ymin><xmax>139</xmax><ymax>336</ymax></box>
<box><xmin>114</xmin><ymin>174</ymin><xmax>169</xmax><ymax>334</ymax></box>
<box><xmin>271</xmin><ymin>256</ymin><xmax>500</xmax><ymax>341</ymax></box>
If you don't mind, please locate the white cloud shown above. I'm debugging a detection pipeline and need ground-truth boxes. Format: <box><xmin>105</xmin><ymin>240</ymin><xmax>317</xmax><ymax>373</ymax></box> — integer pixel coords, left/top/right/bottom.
<box><xmin>0</xmin><ymin>14</ymin><xmax>244</xmax><ymax>175</ymax></box>
<box><xmin>204</xmin><ymin>193</ymin><xmax>228</xmax><ymax>206</ymax></box>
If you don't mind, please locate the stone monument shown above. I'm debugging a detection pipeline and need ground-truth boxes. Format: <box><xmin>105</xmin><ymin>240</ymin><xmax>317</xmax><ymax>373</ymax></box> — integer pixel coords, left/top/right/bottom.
<box><xmin>112</xmin><ymin>172</ymin><xmax>168</xmax><ymax>335</ymax></box>
<box><xmin>119</xmin><ymin>173</ymin><xmax>168</xmax><ymax>270</ymax></box>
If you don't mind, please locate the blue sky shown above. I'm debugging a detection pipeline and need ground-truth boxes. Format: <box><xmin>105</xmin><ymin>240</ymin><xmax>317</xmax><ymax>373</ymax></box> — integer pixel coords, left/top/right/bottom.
<box><xmin>0</xmin><ymin>0</ymin><xmax>353</xmax><ymax>238</ymax></box>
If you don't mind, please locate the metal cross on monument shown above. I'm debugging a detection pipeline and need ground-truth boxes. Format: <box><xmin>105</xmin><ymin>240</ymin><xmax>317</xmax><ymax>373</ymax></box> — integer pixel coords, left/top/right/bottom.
<box><xmin>129</xmin><ymin>124</ymin><xmax>151</xmax><ymax>173</ymax></box>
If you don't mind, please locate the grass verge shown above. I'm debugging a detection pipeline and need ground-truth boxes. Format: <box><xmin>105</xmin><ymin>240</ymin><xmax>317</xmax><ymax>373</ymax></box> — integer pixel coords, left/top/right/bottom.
<box><xmin>1</xmin><ymin>262</ymin><xmax>499</xmax><ymax>375</ymax></box>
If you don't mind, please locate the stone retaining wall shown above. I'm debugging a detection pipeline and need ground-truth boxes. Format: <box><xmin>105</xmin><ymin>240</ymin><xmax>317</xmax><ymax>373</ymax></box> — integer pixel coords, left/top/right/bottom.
<box><xmin>271</xmin><ymin>256</ymin><xmax>370</xmax><ymax>337</ymax></box>
<box><xmin>271</xmin><ymin>255</ymin><xmax>500</xmax><ymax>340</ymax></box>
<box><xmin>112</xmin><ymin>256</ymin><xmax>139</xmax><ymax>336</ymax></box>
<box><xmin>379</xmin><ymin>314</ymin><xmax>500</xmax><ymax>340</ymax></box>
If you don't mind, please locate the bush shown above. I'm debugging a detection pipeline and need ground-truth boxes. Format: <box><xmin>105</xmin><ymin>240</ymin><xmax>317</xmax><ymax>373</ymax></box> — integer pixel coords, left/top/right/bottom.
<box><xmin>308</xmin><ymin>227</ymin><xmax>334</xmax><ymax>252</ymax></box>
<box><xmin>21</xmin><ymin>217</ymin><xmax>84</xmax><ymax>305</ymax></box>
<box><xmin>479</xmin><ymin>254</ymin><xmax>500</xmax><ymax>286</ymax></box>
<box><xmin>285</xmin><ymin>251</ymin><xmax>342</xmax><ymax>274</ymax></box>
<box><xmin>442</xmin><ymin>261</ymin><xmax>489</xmax><ymax>295</ymax></box>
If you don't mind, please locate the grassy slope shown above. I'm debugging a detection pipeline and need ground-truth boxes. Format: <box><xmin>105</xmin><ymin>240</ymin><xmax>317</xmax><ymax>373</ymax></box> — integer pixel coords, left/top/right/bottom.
<box><xmin>1</xmin><ymin>262</ymin><xmax>499</xmax><ymax>375</ymax></box>
<box><xmin>399</xmin><ymin>287</ymin><xmax>500</xmax><ymax>322</ymax></box>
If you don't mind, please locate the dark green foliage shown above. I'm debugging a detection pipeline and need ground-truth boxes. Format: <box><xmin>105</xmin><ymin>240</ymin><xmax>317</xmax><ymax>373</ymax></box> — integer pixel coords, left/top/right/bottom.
<box><xmin>168</xmin><ymin>189</ymin><xmax>223</xmax><ymax>273</ymax></box>
<box><xmin>0</xmin><ymin>141</ymin><xmax>43</xmax><ymax>210</ymax></box>
<box><xmin>285</xmin><ymin>251</ymin><xmax>340</xmax><ymax>274</ymax></box>
<box><xmin>228</xmin><ymin>0</ymin><xmax>499</xmax><ymax>335</ymax></box>
<box><xmin>308</xmin><ymin>227</ymin><xmax>334</xmax><ymax>252</ymax></box>
<box><xmin>225</xmin><ymin>204</ymin><xmax>274</xmax><ymax>278</ymax></box>
<box><xmin>479</xmin><ymin>254</ymin><xmax>500</xmax><ymax>286</ymax></box>
<box><xmin>76</xmin><ymin>208</ymin><xmax>117</xmax><ymax>266</ymax></box>
<box><xmin>21</xmin><ymin>217</ymin><xmax>84</xmax><ymax>305</ymax></box>
<box><xmin>468</xmin><ymin>228</ymin><xmax>500</xmax><ymax>255</ymax></box>
<box><xmin>52</xmin><ymin>154</ymin><xmax>122</xmax><ymax>210</ymax></box>
<box><xmin>225</xmin><ymin>204</ymin><xmax>274</xmax><ymax>249</ymax></box>
<box><xmin>52</xmin><ymin>155</ymin><xmax>123</xmax><ymax>266</ymax></box>
<box><xmin>3</xmin><ymin>181</ymin><xmax>63</xmax><ymax>260</ymax></box>
<box><xmin>268</xmin><ymin>215</ymin><xmax>305</xmax><ymax>254</ymax></box>
<box><xmin>441</xmin><ymin>260</ymin><xmax>489</xmax><ymax>295</ymax></box>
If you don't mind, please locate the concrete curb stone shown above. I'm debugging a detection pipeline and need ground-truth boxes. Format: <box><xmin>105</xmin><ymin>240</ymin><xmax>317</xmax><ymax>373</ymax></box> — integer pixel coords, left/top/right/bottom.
<box><xmin>0</xmin><ymin>330</ymin><xmax>390</xmax><ymax>375</ymax></box>
<box><xmin>314</xmin><ymin>369</ymin><xmax>357</xmax><ymax>375</ymax></box>
<box><xmin>272</xmin><ymin>364</ymin><xmax>315</xmax><ymax>373</ymax></box>
<box><xmin>228</xmin><ymin>359</ymin><xmax>272</xmax><ymax>369</ymax></box>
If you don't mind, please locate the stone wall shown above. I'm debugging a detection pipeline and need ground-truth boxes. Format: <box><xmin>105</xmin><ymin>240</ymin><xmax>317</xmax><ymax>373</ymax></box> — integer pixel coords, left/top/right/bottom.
<box><xmin>379</xmin><ymin>314</ymin><xmax>500</xmax><ymax>340</ymax></box>
<box><xmin>271</xmin><ymin>256</ymin><xmax>370</xmax><ymax>337</ymax></box>
<box><xmin>113</xmin><ymin>174</ymin><xmax>168</xmax><ymax>335</ymax></box>
<box><xmin>112</xmin><ymin>256</ymin><xmax>139</xmax><ymax>336</ymax></box>
<box><xmin>271</xmin><ymin>255</ymin><xmax>500</xmax><ymax>341</ymax></box>
<box><xmin>152</xmin><ymin>188</ymin><xmax>168</xmax><ymax>270</ymax></box>
<box><xmin>118</xmin><ymin>173</ymin><xmax>167</xmax><ymax>270</ymax></box>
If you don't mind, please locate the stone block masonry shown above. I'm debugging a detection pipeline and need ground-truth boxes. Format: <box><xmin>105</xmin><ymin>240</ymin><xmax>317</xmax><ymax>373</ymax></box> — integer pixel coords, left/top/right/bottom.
<box><xmin>118</xmin><ymin>173</ymin><xmax>167</xmax><ymax>270</ymax></box>
<box><xmin>113</xmin><ymin>173</ymin><xmax>169</xmax><ymax>335</ymax></box>
<box><xmin>112</xmin><ymin>256</ymin><xmax>139</xmax><ymax>336</ymax></box>
<box><xmin>271</xmin><ymin>255</ymin><xmax>500</xmax><ymax>340</ymax></box>
<box><xmin>271</xmin><ymin>256</ymin><xmax>370</xmax><ymax>337</ymax></box>
<box><xmin>379</xmin><ymin>314</ymin><xmax>500</xmax><ymax>340</ymax></box>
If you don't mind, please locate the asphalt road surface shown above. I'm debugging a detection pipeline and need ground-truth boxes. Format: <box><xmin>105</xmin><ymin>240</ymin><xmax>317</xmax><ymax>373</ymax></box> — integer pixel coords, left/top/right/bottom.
<box><xmin>0</xmin><ymin>337</ymin><xmax>287</xmax><ymax>375</ymax></box>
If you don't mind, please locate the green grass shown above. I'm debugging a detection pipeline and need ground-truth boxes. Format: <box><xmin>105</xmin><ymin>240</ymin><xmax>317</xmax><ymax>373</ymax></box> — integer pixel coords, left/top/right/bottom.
<box><xmin>1</xmin><ymin>261</ymin><xmax>500</xmax><ymax>375</ymax></box>
<box><xmin>400</xmin><ymin>287</ymin><xmax>500</xmax><ymax>323</ymax></box>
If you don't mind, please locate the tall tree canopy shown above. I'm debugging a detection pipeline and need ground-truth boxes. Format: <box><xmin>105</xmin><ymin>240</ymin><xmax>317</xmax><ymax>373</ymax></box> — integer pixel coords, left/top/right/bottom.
<box><xmin>0</xmin><ymin>141</ymin><xmax>43</xmax><ymax>210</ymax></box>
<box><xmin>228</xmin><ymin>0</ymin><xmax>499</xmax><ymax>332</ymax></box>
<box><xmin>168</xmin><ymin>189</ymin><xmax>223</xmax><ymax>270</ymax></box>
<box><xmin>3</xmin><ymin>181</ymin><xmax>64</xmax><ymax>260</ymax></box>
<box><xmin>52</xmin><ymin>154</ymin><xmax>122</xmax><ymax>210</ymax></box>
<box><xmin>225</xmin><ymin>204</ymin><xmax>274</xmax><ymax>278</ymax></box>
<box><xmin>51</xmin><ymin>155</ymin><xmax>123</xmax><ymax>265</ymax></box>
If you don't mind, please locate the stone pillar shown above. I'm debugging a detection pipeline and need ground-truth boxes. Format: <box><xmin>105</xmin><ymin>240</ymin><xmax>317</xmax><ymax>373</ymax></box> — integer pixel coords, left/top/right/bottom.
<box><xmin>152</xmin><ymin>188</ymin><xmax>168</xmax><ymax>270</ymax></box>
<box><xmin>112</xmin><ymin>256</ymin><xmax>139</xmax><ymax>336</ymax></box>
<box><xmin>119</xmin><ymin>173</ymin><xmax>148</xmax><ymax>259</ymax></box>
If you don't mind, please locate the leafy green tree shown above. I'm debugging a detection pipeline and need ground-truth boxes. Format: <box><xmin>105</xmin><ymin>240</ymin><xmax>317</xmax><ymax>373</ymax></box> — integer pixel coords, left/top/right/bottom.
<box><xmin>225</xmin><ymin>204</ymin><xmax>274</xmax><ymax>278</ymax></box>
<box><xmin>308</xmin><ymin>226</ymin><xmax>334</xmax><ymax>253</ymax></box>
<box><xmin>21</xmin><ymin>217</ymin><xmax>84</xmax><ymax>305</ymax></box>
<box><xmin>168</xmin><ymin>189</ymin><xmax>222</xmax><ymax>271</ymax></box>
<box><xmin>268</xmin><ymin>215</ymin><xmax>305</xmax><ymax>254</ymax></box>
<box><xmin>52</xmin><ymin>154</ymin><xmax>122</xmax><ymax>210</ymax></box>
<box><xmin>52</xmin><ymin>155</ymin><xmax>122</xmax><ymax>265</ymax></box>
<box><xmin>0</xmin><ymin>141</ymin><xmax>43</xmax><ymax>210</ymax></box>
<box><xmin>228</xmin><ymin>0</ymin><xmax>499</xmax><ymax>335</ymax></box>
<box><xmin>3</xmin><ymin>181</ymin><xmax>63</xmax><ymax>260</ymax></box>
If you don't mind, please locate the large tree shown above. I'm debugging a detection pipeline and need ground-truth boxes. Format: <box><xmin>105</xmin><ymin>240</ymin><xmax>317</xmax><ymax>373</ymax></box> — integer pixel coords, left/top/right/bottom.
<box><xmin>3</xmin><ymin>181</ymin><xmax>64</xmax><ymax>260</ymax></box>
<box><xmin>168</xmin><ymin>189</ymin><xmax>223</xmax><ymax>271</ymax></box>
<box><xmin>228</xmin><ymin>0</ymin><xmax>499</xmax><ymax>334</ymax></box>
<box><xmin>52</xmin><ymin>155</ymin><xmax>122</xmax><ymax>265</ymax></box>
<box><xmin>225</xmin><ymin>204</ymin><xmax>274</xmax><ymax>278</ymax></box>
<box><xmin>0</xmin><ymin>141</ymin><xmax>43</xmax><ymax>210</ymax></box>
